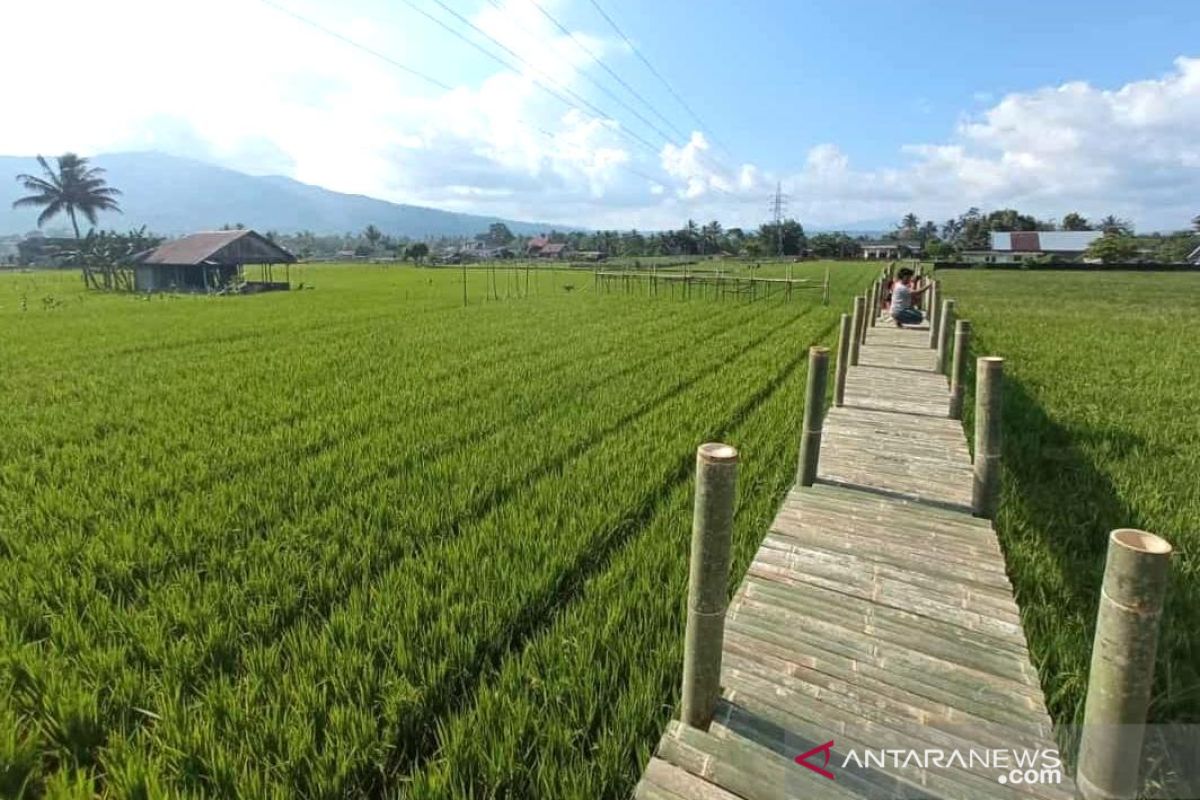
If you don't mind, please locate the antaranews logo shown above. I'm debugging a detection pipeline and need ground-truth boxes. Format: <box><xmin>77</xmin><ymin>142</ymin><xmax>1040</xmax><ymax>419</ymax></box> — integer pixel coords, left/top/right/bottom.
<box><xmin>794</xmin><ymin>740</ymin><xmax>836</xmax><ymax>780</ymax></box>
<box><xmin>794</xmin><ymin>741</ymin><xmax>1063</xmax><ymax>787</ymax></box>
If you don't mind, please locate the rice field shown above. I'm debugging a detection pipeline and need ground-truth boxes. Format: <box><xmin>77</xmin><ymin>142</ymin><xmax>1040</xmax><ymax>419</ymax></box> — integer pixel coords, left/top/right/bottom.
<box><xmin>0</xmin><ymin>261</ymin><xmax>873</xmax><ymax>798</ymax></box>
<box><xmin>937</xmin><ymin>269</ymin><xmax>1200</xmax><ymax>729</ymax></box>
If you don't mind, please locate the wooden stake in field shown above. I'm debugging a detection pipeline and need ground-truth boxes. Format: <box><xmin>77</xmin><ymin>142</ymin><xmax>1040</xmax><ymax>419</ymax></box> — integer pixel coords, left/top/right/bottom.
<box><xmin>849</xmin><ymin>296</ymin><xmax>865</xmax><ymax>366</ymax></box>
<box><xmin>1076</xmin><ymin>528</ymin><xmax>1173</xmax><ymax>800</ymax></box>
<box><xmin>797</xmin><ymin>347</ymin><xmax>830</xmax><ymax>486</ymax></box>
<box><xmin>971</xmin><ymin>357</ymin><xmax>1003</xmax><ymax>518</ymax></box>
<box><xmin>822</xmin><ymin>266</ymin><xmax>830</xmax><ymax>306</ymax></box>
<box><xmin>834</xmin><ymin>314</ymin><xmax>851</xmax><ymax>407</ymax></box>
<box><xmin>948</xmin><ymin>319</ymin><xmax>971</xmax><ymax>420</ymax></box>
<box><xmin>680</xmin><ymin>442</ymin><xmax>738</xmax><ymax>730</ymax></box>
<box><xmin>936</xmin><ymin>298</ymin><xmax>955</xmax><ymax>375</ymax></box>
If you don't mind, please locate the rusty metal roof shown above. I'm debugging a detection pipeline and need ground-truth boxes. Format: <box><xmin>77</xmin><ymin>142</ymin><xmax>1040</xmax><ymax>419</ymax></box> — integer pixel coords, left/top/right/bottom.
<box><xmin>136</xmin><ymin>230</ymin><xmax>296</xmax><ymax>266</ymax></box>
<box><xmin>990</xmin><ymin>230</ymin><xmax>1100</xmax><ymax>253</ymax></box>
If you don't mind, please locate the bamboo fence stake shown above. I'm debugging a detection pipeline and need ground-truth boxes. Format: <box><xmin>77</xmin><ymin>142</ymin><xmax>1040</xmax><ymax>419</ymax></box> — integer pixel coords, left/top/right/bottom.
<box><xmin>1076</xmin><ymin>529</ymin><xmax>1173</xmax><ymax>800</ymax></box>
<box><xmin>849</xmin><ymin>296</ymin><xmax>865</xmax><ymax>366</ymax></box>
<box><xmin>971</xmin><ymin>357</ymin><xmax>1003</xmax><ymax>518</ymax></box>
<box><xmin>928</xmin><ymin>280</ymin><xmax>940</xmax><ymax>346</ymax></box>
<box><xmin>936</xmin><ymin>298</ymin><xmax>956</xmax><ymax>375</ymax></box>
<box><xmin>948</xmin><ymin>319</ymin><xmax>971</xmax><ymax>420</ymax></box>
<box><xmin>834</xmin><ymin>313</ymin><xmax>851</xmax><ymax>407</ymax></box>
<box><xmin>680</xmin><ymin>442</ymin><xmax>738</xmax><ymax>730</ymax></box>
<box><xmin>797</xmin><ymin>347</ymin><xmax>830</xmax><ymax>486</ymax></box>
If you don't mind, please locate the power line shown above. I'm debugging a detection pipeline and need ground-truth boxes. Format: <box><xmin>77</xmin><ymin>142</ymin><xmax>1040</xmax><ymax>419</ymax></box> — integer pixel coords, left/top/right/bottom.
<box><xmin>469</xmin><ymin>0</ymin><xmax>739</xmax><ymax>196</ymax></box>
<box><xmin>517</xmin><ymin>0</ymin><xmax>742</xmax><ymax>192</ymax></box>
<box><xmin>520</xmin><ymin>0</ymin><xmax>689</xmax><ymax>143</ymax></box>
<box><xmin>586</xmin><ymin>0</ymin><xmax>739</xmax><ymax>164</ymax></box>
<box><xmin>256</xmin><ymin>0</ymin><xmax>674</xmax><ymax>197</ymax></box>
<box><xmin>408</xmin><ymin>0</ymin><xmax>667</xmax><ymax>159</ymax></box>
<box><xmin>256</xmin><ymin>0</ymin><xmax>455</xmax><ymax>91</ymax></box>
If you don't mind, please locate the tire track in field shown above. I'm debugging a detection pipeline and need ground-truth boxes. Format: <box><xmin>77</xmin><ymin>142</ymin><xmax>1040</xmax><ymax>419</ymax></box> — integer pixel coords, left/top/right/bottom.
<box><xmin>346</xmin><ymin>312</ymin><xmax>840</xmax><ymax>797</ymax></box>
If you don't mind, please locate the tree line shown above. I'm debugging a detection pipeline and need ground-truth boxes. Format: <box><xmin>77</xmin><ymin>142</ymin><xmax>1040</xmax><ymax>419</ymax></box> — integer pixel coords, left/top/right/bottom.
<box><xmin>11</xmin><ymin>152</ymin><xmax>1200</xmax><ymax>272</ymax></box>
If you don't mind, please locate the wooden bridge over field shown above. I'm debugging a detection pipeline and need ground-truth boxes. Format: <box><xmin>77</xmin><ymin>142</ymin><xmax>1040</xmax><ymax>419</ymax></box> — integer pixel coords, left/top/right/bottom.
<box><xmin>635</xmin><ymin>312</ymin><xmax>1074</xmax><ymax>799</ymax></box>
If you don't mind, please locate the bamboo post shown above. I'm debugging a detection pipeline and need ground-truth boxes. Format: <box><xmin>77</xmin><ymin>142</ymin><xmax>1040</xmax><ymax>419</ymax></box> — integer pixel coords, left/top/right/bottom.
<box><xmin>849</xmin><ymin>296</ymin><xmax>865</xmax><ymax>366</ymax></box>
<box><xmin>1076</xmin><ymin>529</ymin><xmax>1173</xmax><ymax>800</ymax></box>
<box><xmin>680</xmin><ymin>442</ymin><xmax>738</xmax><ymax>730</ymax></box>
<box><xmin>834</xmin><ymin>313</ymin><xmax>851</xmax><ymax>407</ymax></box>
<box><xmin>822</xmin><ymin>267</ymin><xmax>830</xmax><ymax>306</ymax></box>
<box><xmin>971</xmin><ymin>357</ymin><xmax>1003</xmax><ymax>518</ymax></box>
<box><xmin>927</xmin><ymin>280</ymin><xmax>940</xmax><ymax>346</ymax></box>
<box><xmin>797</xmin><ymin>347</ymin><xmax>830</xmax><ymax>486</ymax></box>
<box><xmin>936</xmin><ymin>299</ymin><xmax>955</xmax><ymax>375</ymax></box>
<box><xmin>868</xmin><ymin>280</ymin><xmax>878</xmax><ymax>328</ymax></box>
<box><xmin>948</xmin><ymin>319</ymin><xmax>971</xmax><ymax>420</ymax></box>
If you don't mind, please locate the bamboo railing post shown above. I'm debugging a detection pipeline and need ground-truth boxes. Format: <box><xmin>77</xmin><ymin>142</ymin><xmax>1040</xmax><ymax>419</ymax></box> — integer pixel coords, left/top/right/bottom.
<box><xmin>927</xmin><ymin>280</ymin><xmax>940</xmax><ymax>346</ymax></box>
<box><xmin>680</xmin><ymin>443</ymin><xmax>739</xmax><ymax>731</ymax></box>
<box><xmin>971</xmin><ymin>357</ymin><xmax>1003</xmax><ymax>518</ymax></box>
<box><xmin>1076</xmin><ymin>529</ymin><xmax>1173</xmax><ymax>800</ymax></box>
<box><xmin>834</xmin><ymin>313</ymin><xmax>851</xmax><ymax>407</ymax></box>
<box><xmin>936</xmin><ymin>299</ymin><xmax>955</xmax><ymax>375</ymax></box>
<box><xmin>859</xmin><ymin>291</ymin><xmax>870</xmax><ymax>346</ymax></box>
<box><xmin>849</xmin><ymin>296</ymin><xmax>865</xmax><ymax>366</ymax></box>
<box><xmin>868</xmin><ymin>280</ymin><xmax>879</xmax><ymax>328</ymax></box>
<box><xmin>948</xmin><ymin>319</ymin><xmax>971</xmax><ymax>420</ymax></box>
<box><xmin>797</xmin><ymin>347</ymin><xmax>830</xmax><ymax>486</ymax></box>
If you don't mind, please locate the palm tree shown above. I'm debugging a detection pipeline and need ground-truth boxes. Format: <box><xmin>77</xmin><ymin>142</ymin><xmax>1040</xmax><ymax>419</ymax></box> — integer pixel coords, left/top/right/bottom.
<box><xmin>12</xmin><ymin>153</ymin><xmax>122</xmax><ymax>239</ymax></box>
<box><xmin>1098</xmin><ymin>215</ymin><xmax>1132</xmax><ymax>235</ymax></box>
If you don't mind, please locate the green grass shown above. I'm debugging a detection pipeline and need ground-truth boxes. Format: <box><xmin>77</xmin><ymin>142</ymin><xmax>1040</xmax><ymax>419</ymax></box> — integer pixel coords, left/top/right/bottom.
<box><xmin>0</xmin><ymin>261</ymin><xmax>873</xmax><ymax>798</ymax></box>
<box><xmin>937</xmin><ymin>269</ymin><xmax>1200</xmax><ymax>729</ymax></box>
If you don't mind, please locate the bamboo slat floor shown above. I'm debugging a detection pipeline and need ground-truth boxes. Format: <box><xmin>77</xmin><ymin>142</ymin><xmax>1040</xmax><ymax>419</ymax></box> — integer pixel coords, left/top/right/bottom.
<box><xmin>635</xmin><ymin>318</ymin><xmax>1072</xmax><ymax>800</ymax></box>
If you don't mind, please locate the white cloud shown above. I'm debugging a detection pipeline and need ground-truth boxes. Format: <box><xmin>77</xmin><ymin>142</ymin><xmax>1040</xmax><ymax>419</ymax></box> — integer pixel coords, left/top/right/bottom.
<box><xmin>788</xmin><ymin>57</ymin><xmax>1200</xmax><ymax>230</ymax></box>
<box><xmin>1</xmin><ymin>0</ymin><xmax>1197</xmax><ymax>231</ymax></box>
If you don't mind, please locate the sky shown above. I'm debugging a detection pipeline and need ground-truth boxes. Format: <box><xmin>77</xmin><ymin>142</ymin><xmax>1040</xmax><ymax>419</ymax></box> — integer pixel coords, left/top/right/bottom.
<box><xmin>2</xmin><ymin>0</ymin><xmax>1199</xmax><ymax>232</ymax></box>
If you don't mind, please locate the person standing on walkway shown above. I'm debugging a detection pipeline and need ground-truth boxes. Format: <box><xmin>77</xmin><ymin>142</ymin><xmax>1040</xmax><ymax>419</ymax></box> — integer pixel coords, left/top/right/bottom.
<box><xmin>889</xmin><ymin>268</ymin><xmax>928</xmax><ymax>327</ymax></box>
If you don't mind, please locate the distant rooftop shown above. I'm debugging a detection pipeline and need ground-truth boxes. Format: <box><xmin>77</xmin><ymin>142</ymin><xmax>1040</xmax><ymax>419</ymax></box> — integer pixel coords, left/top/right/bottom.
<box><xmin>135</xmin><ymin>230</ymin><xmax>296</xmax><ymax>266</ymax></box>
<box><xmin>991</xmin><ymin>230</ymin><xmax>1101</xmax><ymax>253</ymax></box>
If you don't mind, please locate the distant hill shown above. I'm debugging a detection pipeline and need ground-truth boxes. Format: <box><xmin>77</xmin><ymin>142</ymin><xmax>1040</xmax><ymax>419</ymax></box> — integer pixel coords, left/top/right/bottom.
<box><xmin>0</xmin><ymin>151</ymin><xmax>577</xmax><ymax>238</ymax></box>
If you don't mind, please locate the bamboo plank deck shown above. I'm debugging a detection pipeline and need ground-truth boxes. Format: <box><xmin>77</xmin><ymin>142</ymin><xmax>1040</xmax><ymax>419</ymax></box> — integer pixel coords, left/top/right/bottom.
<box><xmin>635</xmin><ymin>319</ymin><xmax>1072</xmax><ymax>799</ymax></box>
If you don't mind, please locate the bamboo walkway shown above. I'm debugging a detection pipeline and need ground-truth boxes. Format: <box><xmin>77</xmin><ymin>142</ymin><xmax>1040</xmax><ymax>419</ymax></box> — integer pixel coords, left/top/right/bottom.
<box><xmin>635</xmin><ymin>319</ymin><xmax>1072</xmax><ymax>800</ymax></box>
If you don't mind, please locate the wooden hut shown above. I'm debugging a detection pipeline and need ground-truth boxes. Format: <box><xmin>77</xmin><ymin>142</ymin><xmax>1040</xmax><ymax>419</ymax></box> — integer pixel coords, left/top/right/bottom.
<box><xmin>132</xmin><ymin>230</ymin><xmax>296</xmax><ymax>293</ymax></box>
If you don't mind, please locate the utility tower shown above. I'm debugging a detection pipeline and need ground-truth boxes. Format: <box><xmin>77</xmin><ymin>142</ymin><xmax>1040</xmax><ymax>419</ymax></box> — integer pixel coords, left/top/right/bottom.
<box><xmin>769</xmin><ymin>182</ymin><xmax>789</xmax><ymax>257</ymax></box>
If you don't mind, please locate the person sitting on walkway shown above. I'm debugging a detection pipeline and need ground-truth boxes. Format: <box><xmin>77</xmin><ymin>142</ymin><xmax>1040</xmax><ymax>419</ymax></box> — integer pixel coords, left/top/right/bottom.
<box><xmin>889</xmin><ymin>268</ymin><xmax>927</xmax><ymax>327</ymax></box>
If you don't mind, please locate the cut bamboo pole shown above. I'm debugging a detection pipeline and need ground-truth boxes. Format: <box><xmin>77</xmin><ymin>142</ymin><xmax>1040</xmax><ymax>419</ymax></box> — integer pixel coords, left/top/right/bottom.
<box><xmin>797</xmin><ymin>347</ymin><xmax>830</xmax><ymax>486</ymax></box>
<box><xmin>927</xmin><ymin>280</ymin><xmax>940</xmax><ymax>346</ymax></box>
<box><xmin>680</xmin><ymin>442</ymin><xmax>738</xmax><ymax>731</ymax></box>
<box><xmin>849</xmin><ymin>296</ymin><xmax>865</xmax><ymax>366</ymax></box>
<box><xmin>1076</xmin><ymin>529</ymin><xmax>1173</xmax><ymax>800</ymax></box>
<box><xmin>834</xmin><ymin>314</ymin><xmax>851</xmax><ymax>407</ymax></box>
<box><xmin>971</xmin><ymin>357</ymin><xmax>1003</xmax><ymax>518</ymax></box>
<box><xmin>867</xmin><ymin>280</ymin><xmax>878</xmax><ymax>328</ymax></box>
<box><xmin>948</xmin><ymin>319</ymin><xmax>971</xmax><ymax>420</ymax></box>
<box><xmin>936</xmin><ymin>299</ymin><xmax>955</xmax><ymax>375</ymax></box>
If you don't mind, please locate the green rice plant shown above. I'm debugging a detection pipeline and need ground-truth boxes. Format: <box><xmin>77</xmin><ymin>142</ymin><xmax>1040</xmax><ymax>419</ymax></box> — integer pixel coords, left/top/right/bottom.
<box><xmin>939</xmin><ymin>269</ymin><xmax>1200</xmax><ymax>729</ymax></box>
<box><xmin>0</xmin><ymin>262</ymin><xmax>875</xmax><ymax>797</ymax></box>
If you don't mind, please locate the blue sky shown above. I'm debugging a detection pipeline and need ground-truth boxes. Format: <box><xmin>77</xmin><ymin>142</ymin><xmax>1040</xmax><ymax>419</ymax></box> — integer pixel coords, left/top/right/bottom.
<box><xmin>2</xmin><ymin>0</ymin><xmax>1199</xmax><ymax>231</ymax></box>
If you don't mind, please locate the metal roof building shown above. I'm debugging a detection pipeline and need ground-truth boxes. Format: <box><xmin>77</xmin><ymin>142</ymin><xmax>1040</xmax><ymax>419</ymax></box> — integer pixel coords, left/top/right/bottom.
<box><xmin>132</xmin><ymin>230</ymin><xmax>296</xmax><ymax>293</ymax></box>
<box><xmin>990</xmin><ymin>231</ymin><xmax>1102</xmax><ymax>253</ymax></box>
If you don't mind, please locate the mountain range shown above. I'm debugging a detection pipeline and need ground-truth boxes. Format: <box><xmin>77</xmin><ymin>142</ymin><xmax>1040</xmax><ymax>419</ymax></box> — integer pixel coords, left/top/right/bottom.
<box><xmin>0</xmin><ymin>152</ymin><xmax>575</xmax><ymax>239</ymax></box>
